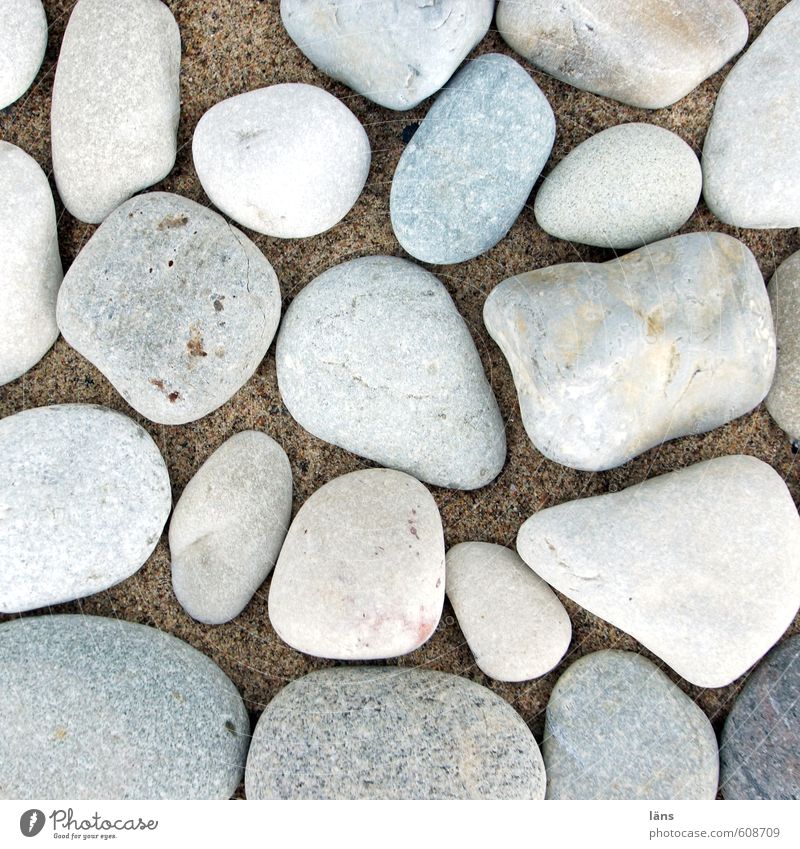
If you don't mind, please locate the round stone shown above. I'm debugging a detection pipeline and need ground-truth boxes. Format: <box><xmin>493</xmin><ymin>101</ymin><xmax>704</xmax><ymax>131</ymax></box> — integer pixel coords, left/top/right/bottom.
<box><xmin>766</xmin><ymin>250</ymin><xmax>800</xmax><ymax>443</ymax></box>
<box><xmin>0</xmin><ymin>0</ymin><xmax>47</xmax><ymax>109</ymax></box>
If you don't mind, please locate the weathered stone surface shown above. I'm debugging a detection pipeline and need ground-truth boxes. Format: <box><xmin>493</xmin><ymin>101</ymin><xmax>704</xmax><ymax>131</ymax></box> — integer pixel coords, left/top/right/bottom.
<box><xmin>0</xmin><ymin>0</ymin><xmax>47</xmax><ymax>109</ymax></box>
<box><xmin>0</xmin><ymin>614</ymin><xmax>249</xmax><ymax>799</ymax></box>
<box><xmin>268</xmin><ymin>468</ymin><xmax>445</xmax><ymax>660</ymax></box>
<box><xmin>445</xmin><ymin>542</ymin><xmax>571</xmax><ymax>681</ymax></box>
<box><xmin>484</xmin><ymin>233</ymin><xmax>775</xmax><ymax>471</ymax></box>
<box><xmin>391</xmin><ymin>53</ymin><xmax>555</xmax><ymax>264</ymax></box>
<box><xmin>276</xmin><ymin>255</ymin><xmax>505</xmax><ymax>489</ymax></box>
<box><xmin>517</xmin><ymin>456</ymin><xmax>800</xmax><ymax>688</ymax></box>
<box><xmin>767</xmin><ymin>250</ymin><xmax>800</xmax><ymax>442</ymax></box>
<box><xmin>497</xmin><ymin>0</ymin><xmax>748</xmax><ymax>109</ymax></box>
<box><xmin>280</xmin><ymin>0</ymin><xmax>494</xmax><ymax>111</ymax></box>
<box><xmin>245</xmin><ymin>666</ymin><xmax>545</xmax><ymax>799</ymax></box>
<box><xmin>57</xmin><ymin>192</ymin><xmax>281</xmax><ymax>425</ymax></box>
<box><xmin>51</xmin><ymin>0</ymin><xmax>180</xmax><ymax>223</ymax></box>
<box><xmin>544</xmin><ymin>651</ymin><xmax>719</xmax><ymax>799</ymax></box>
<box><xmin>170</xmin><ymin>431</ymin><xmax>293</xmax><ymax>625</ymax></box>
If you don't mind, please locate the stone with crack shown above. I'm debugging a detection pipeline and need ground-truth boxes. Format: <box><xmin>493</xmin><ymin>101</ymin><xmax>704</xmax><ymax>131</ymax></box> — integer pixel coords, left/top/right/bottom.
<box><xmin>766</xmin><ymin>250</ymin><xmax>800</xmax><ymax>444</ymax></box>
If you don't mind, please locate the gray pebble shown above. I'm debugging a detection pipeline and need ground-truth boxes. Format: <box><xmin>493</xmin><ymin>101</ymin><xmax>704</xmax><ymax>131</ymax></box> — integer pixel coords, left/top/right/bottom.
<box><xmin>766</xmin><ymin>250</ymin><xmax>800</xmax><ymax>443</ymax></box>
<box><xmin>0</xmin><ymin>0</ymin><xmax>47</xmax><ymax>109</ymax></box>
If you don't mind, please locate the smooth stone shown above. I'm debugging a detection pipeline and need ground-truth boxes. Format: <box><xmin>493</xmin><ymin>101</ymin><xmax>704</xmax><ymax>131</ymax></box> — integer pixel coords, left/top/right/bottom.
<box><xmin>534</xmin><ymin>123</ymin><xmax>702</xmax><ymax>249</ymax></box>
<box><xmin>720</xmin><ymin>636</ymin><xmax>800</xmax><ymax>800</ymax></box>
<box><xmin>57</xmin><ymin>192</ymin><xmax>281</xmax><ymax>425</ymax></box>
<box><xmin>276</xmin><ymin>255</ymin><xmax>505</xmax><ymax>490</ymax></box>
<box><xmin>767</xmin><ymin>251</ymin><xmax>800</xmax><ymax>442</ymax></box>
<box><xmin>0</xmin><ymin>615</ymin><xmax>249</xmax><ymax>799</ymax></box>
<box><xmin>497</xmin><ymin>0</ymin><xmax>748</xmax><ymax>109</ymax></box>
<box><xmin>268</xmin><ymin>468</ymin><xmax>445</xmax><ymax>660</ymax></box>
<box><xmin>246</xmin><ymin>666</ymin><xmax>545</xmax><ymax>799</ymax></box>
<box><xmin>391</xmin><ymin>53</ymin><xmax>554</xmax><ymax>264</ymax></box>
<box><xmin>0</xmin><ymin>142</ymin><xmax>62</xmax><ymax>385</ymax></box>
<box><xmin>0</xmin><ymin>0</ymin><xmax>47</xmax><ymax>109</ymax></box>
<box><xmin>445</xmin><ymin>542</ymin><xmax>571</xmax><ymax>682</ymax></box>
<box><xmin>51</xmin><ymin>0</ymin><xmax>180</xmax><ymax>223</ymax></box>
<box><xmin>484</xmin><ymin>233</ymin><xmax>775</xmax><ymax>471</ymax></box>
<box><xmin>170</xmin><ymin>431</ymin><xmax>293</xmax><ymax>625</ymax></box>
<box><xmin>703</xmin><ymin>1</ymin><xmax>800</xmax><ymax>228</ymax></box>
<box><xmin>544</xmin><ymin>651</ymin><xmax>719</xmax><ymax>800</ymax></box>
<box><xmin>0</xmin><ymin>405</ymin><xmax>171</xmax><ymax>613</ymax></box>
<box><xmin>193</xmin><ymin>84</ymin><xmax>370</xmax><ymax>238</ymax></box>
<box><xmin>517</xmin><ymin>455</ymin><xmax>800</xmax><ymax>688</ymax></box>
<box><xmin>280</xmin><ymin>0</ymin><xmax>494</xmax><ymax>111</ymax></box>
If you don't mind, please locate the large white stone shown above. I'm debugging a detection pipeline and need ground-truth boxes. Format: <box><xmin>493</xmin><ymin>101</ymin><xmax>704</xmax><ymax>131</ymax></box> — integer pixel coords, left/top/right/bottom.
<box><xmin>766</xmin><ymin>250</ymin><xmax>800</xmax><ymax>443</ymax></box>
<box><xmin>0</xmin><ymin>0</ymin><xmax>47</xmax><ymax>109</ymax></box>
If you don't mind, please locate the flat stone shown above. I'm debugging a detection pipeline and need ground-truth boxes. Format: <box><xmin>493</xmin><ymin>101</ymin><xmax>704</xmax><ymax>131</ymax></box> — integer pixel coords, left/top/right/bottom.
<box><xmin>544</xmin><ymin>651</ymin><xmax>719</xmax><ymax>799</ymax></box>
<box><xmin>497</xmin><ymin>0</ymin><xmax>748</xmax><ymax>109</ymax></box>
<box><xmin>445</xmin><ymin>542</ymin><xmax>571</xmax><ymax>681</ymax></box>
<box><xmin>276</xmin><ymin>255</ymin><xmax>505</xmax><ymax>489</ymax></box>
<box><xmin>57</xmin><ymin>192</ymin><xmax>281</xmax><ymax>425</ymax></box>
<box><xmin>0</xmin><ymin>614</ymin><xmax>249</xmax><ymax>799</ymax></box>
<box><xmin>767</xmin><ymin>250</ymin><xmax>800</xmax><ymax>443</ymax></box>
<box><xmin>517</xmin><ymin>455</ymin><xmax>800</xmax><ymax>688</ymax></box>
<box><xmin>720</xmin><ymin>636</ymin><xmax>800</xmax><ymax>800</ymax></box>
<box><xmin>193</xmin><ymin>84</ymin><xmax>370</xmax><ymax>238</ymax></box>
<box><xmin>0</xmin><ymin>405</ymin><xmax>171</xmax><ymax>613</ymax></box>
<box><xmin>51</xmin><ymin>0</ymin><xmax>180</xmax><ymax>223</ymax></box>
<box><xmin>170</xmin><ymin>431</ymin><xmax>293</xmax><ymax>625</ymax></box>
<box><xmin>0</xmin><ymin>0</ymin><xmax>47</xmax><ymax>109</ymax></box>
<box><xmin>0</xmin><ymin>142</ymin><xmax>62</xmax><ymax>385</ymax></box>
<box><xmin>280</xmin><ymin>0</ymin><xmax>494</xmax><ymax>111</ymax></box>
<box><xmin>390</xmin><ymin>53</ymin><xmax>555</xmax><ymax>264</ymax></box>
<box><xmin>484</xmin><ymin>233</ymin><xmax>775</xmax><ymax>471</ymax></box>
<box><xmin>268</xmin><ymin>468</ymin><xmax>445</xmax><ymax>660</ymax></box>
<box><xmin>703</xmin><ymin>1</ymin><xmax>800</xmax><ymax>228</ymax></box>
<box><xmin>534</xmin><ymin>123</ymin><xmax>702</xmax><ymax>249</ymax></box>
<box><xmin>246</xmin><ymin>666</ymin><xmax>545</xmax><ymax>799</ymax></box>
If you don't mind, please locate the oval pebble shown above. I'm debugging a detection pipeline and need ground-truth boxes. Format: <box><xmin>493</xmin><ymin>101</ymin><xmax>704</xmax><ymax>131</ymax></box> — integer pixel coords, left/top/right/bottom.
<box><xmin>0</xmin><ymin>0</ymin><xmax>47</xmax><ymax>109</ymax></box>
<box><xmin>766</xmin><ymin>250</ymin><xmax>800</xmax><ymax>443</ymax></box>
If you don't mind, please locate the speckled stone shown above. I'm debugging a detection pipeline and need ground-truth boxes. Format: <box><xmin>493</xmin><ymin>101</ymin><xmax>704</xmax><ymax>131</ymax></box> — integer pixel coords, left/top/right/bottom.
<box><xmin>268</xmin><ymin>468</ymin><xmax>445</xmax><ymax>660</ymax></box>
<box><xmin>446</xmin><ymin>542</ymin><xmax>571</xmax><ymax>682</ymax></box>
<box><xmin>170</xmin><ymin>430</ymin><xmax>293</xmax><ymax>625</ymax></box>
<box><xmin>544</xmin><ymin>651</ymin><xmax>719</xmax><ymax>800</ymax></box>
<box><xmin>193</xmin><ymin>84</ymin><xmax>370</xmax><ymax>238</ymax></box>
<box><xmin>0</xmin><ymin>0</ymin><xmax>47</xmax><ymax>109</ymax></box>
<box><xmin>767</xmin><ymin>251</ymin><xmax>800</xmax><ymax>443</ymax></box>
<box><xmin>276</xmin><ymin>255</ymin><xmax>505</xmax><ymax>489</ymax></box>
<box><xmin>720</xmin><ymin>636</ymin><xmax>800</xmax><ymax>800</ymax></box>
<box><xmin>484</xmin><ymin>233</ymin><xmax>775</xmax><ymax>471</ymax></box>
<box><xmin>534</xmin><ymin>123</ymin><xmax>702</xmax><ymax>249</ymax></box>
<box><xmin>0</xmin><ymin>614</ymin><xmax>249</xmax><ymax>799</ymax></box>
<box><xmin>245</xmin><ymin>666</ymin><xmax>546</xmax><ymax>799</ymax></box>
<box><xmin>0</xmin><ymin>404</ymin><xmax>171</xmax><ymax>613</ymax></box>
<box><xmin>0</xmin><ymin>142</ymin><xmax>62</xmax><ymax>386</ymax></box>
<box><xmin>390</xmin><ymin>53</ymin><xmax>555</xmax><ymax>264</ymax></box>
<box><xmin>51</xmin><ymin>0</ymin><xmax>180</xmax><ymax>223</ymax></box>
<box><xmin>497</xmin><ymin>0</ymin><xmax>748</xmax><ymax>109</ymax></box>
<box><xmin>56</xmin><ymin>192</ymin><xmax>282</xmax><ymax>425</ymax></box>
<box><xmin>703</xmin><ymin>1</ymin><xmax>800</xmax><ymax>228</ymax></box>
<box><xmin>280</xmin><ymin>0</ymin><xmax>494</xmax><ymax>111</ymax></box>
<box><xmin>517</xmin><ymin>456</ymin><xmax>800</xmax><ymax>688</ymax></box>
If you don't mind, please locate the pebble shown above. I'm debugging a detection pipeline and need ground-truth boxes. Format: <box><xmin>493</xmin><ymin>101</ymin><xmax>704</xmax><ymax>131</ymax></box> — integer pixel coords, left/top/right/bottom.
<box><xmin>51</xmin><ymin>0</ymin><xmax>180</xmax><ymax>223</ymax></box>
<box><xmin>445</xmin><ymin>542</ymin><xmax>571</xmax><ymax>681</ymax></box>
<box><xmin>268</xmin><ymin>468</ymin><xmax>445</xmax><ymax>660</ymax></box>
<box><xmin>245</xmin><ymin>666</ymin><xmax>546</xmax><ymax>799</ymax></box>
<box><xmin>766</xmin><ymin>250</ymin><xmax>800</xmax><ymax>443</ymax></box>
<box><xmin>390</xmin><ymin>53</ymin><xmax>555</xmax><ymax>264</ymax></box>
<box><xmin>544</xmin><ymin>651</ymin><xmax>719</xmax><ymax>800</ymax></box>
<box><xmin>170</xmin><ymin>431</ymin><xmax>293</xmax><ymax>625</ymax></box>
<box><xmin>0</xmin><ymin>405</ymin><xmax>171</xmax><ymax>613</ymax></box>
<box><xmin>484</xmin><ymin>232</ymin><xmax>775</xmax><ymax>471</ymax></box>
<box><xmin>276</xmin><ymin>255</ymin><xmax>505</xmax><ymax>489</ymax></box>
<box><xmin>57</xmin><ymin>192</ymin><xmax>282</xmax><ymax>425</ymax></box>
<box><xmin>496</xmin><ymin>0</ymin><xmax>748</xmax><ymax>109</ymax></box>
<box><xmin>517</xmin><ymin>455</ymin><xmax>800</xmax><ymax>688</ymax></box>
<box><xmin>720</xmin><ymin>636</ymin><xmax>800</xmax><ymax>800</ymax></box>
<box><xmin>0</xmin><ymin>142</ymin><xmax>62</xmax><ymax>385</ymax></box>
<box><xmin>193</xmin><ymin>84</ymin><xmax>371</xmax><ymax>238</ymax></box>
<box><xmin>703</xmin><ymin>1</ymin><xmax>800</xmax><ymax>228</ymax></box>
<box><xmin>0</xmin><ymin>0</ymin><xmax>47</xmax><ymax>109</ymax></box>
<box><xmin>279</xmin><ymin>0</ymin><xmax>494</xmax><ymax>111</ymax></box>
<box><xmin>0</xmin><ymin>614</ymin><xmax>249</xmax><ymax>799</ymax></box>
<box><xmin>534</xmin><ymin>123</ymin><xmax>702</xmax><ymax>249</ymax></box>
